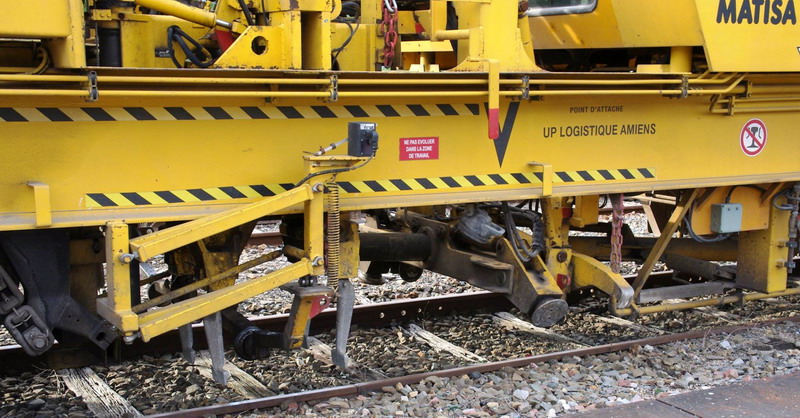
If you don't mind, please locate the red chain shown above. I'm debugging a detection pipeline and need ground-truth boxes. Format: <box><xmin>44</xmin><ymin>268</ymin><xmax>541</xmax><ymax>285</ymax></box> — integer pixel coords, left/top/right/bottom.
<box><xmin>382</xmin><ymin>2</ymin><xmax>398</xmax><ymax>68</ymax></box>
<box><xmin>610</xmin><ymin>194</ymin><xmax>625</xmax><ymax>274</ymax></box>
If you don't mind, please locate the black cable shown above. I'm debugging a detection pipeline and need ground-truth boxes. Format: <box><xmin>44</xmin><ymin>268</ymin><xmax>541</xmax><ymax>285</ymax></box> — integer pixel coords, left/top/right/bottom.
<box><xmin>723</xmin><ymin>184</ymin><xmax>766</xmax><ymax>203</ymax></box>
<box><xmin>166</xmin><ymin>26</ymin><xmax>215</xmax><ymax>68</ymax></box>
<box><xmin>501</xmin><ymin>202</ymin><xmax>545</xmax><ymax>263</ymax></box>
<box><xmin>331</xmin><ymin>1</ymin><xmax>360</xmax><ymax>69</ymax></box>
<box><xmin>332</xmin><ymin>20</ymin><xmax>360</xmax><ymax>69</ymax></box>
<box><xmin>238</xmin><ymin>0</ymin><xmax>256</xmax><ymax>26</ymax></box>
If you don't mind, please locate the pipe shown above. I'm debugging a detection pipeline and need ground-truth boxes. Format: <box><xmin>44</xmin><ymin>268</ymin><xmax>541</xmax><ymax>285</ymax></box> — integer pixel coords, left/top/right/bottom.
<box><xmin>97</xmin><ymin>76</ymin><xmax>332</xmax><ymax>85</ymax></box>
<box><xmin>359</xmin><ymin>233</ymin><xmax>432</xmax><ymax>262</ymax></box>
<box><xmin>569</xmin><ymin>236</ymin><xmax>739</xmax><ymax>262</ymax></box>
<box><xmin>99</xmin><ymin>90</ymin><xmax>330</xmax><ymax>98</ymax></box>
<box><xmin>134</xmin><ymin>0</ymin><xmax>231</xmax><ymax>29</ymax></box>
<box><xmin>0</xmin><ymin>89</ymin><xmax>88</xmax><ymax>96</ymax></box>
<box><xmin>433</xmin><ymin>29</ymin><xmax>470</xmax><ymax>40</ymax></box>
<box><xmin>614</xmin><ymin>287</ymin><xmax>800</xmax><ymax>316</ymax></box>
<box><xmin>0</xmin><ymin>75</ymin><xmax>86</xmax><ymax>82</ymax></box>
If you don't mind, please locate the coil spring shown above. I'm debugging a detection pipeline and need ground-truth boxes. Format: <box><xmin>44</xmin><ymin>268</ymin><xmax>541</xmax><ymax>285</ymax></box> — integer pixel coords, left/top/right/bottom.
<box><xmin>326</xmin><ymin>182</ymin><xmax>341</xmax><ymax>290</ymax></box>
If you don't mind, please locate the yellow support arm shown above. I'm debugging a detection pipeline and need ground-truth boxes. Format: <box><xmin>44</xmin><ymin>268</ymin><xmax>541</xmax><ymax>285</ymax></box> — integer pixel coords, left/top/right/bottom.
<box><xmin>138</xmin><ymin>260</ymin><xmax>313</xmax><ymax>341</ymax></box>
<box><xmin>129</xmin><ymin>184</ymin><xmax>314</xmax><ymax>261</ymax></box>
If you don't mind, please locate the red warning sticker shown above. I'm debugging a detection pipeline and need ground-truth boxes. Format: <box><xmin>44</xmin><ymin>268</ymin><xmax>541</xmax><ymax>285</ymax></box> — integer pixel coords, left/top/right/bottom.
<box><xmin>400</xmin><ymin>137</ymin><xmax>439</xmax><ymax>161</ymax></box>
<box><xmin>740</xmin><ymin>118</ymin><xmax>767</xmax><ymax>157</ymax></box>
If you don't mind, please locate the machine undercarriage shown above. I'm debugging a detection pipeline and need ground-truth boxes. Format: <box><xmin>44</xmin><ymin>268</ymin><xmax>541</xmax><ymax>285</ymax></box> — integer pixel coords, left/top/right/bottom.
<box><xmin>0</xmin><ymin>0</ymin><xmax>799</xmax><ymax>383</ymax></box>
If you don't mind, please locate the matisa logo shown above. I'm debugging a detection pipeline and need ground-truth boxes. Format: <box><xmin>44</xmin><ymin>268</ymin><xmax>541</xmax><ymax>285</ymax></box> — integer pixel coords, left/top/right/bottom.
<box><xmin>717</xmin><ymin>0</ymin><xmax>797</xmax><ymax>24</ymax></box>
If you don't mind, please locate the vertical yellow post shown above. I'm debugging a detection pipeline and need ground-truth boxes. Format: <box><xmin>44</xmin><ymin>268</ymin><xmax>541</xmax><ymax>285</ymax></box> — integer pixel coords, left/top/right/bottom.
<box><xmin>360</xmin><ymin>0</ymin><xmax>383</xmax><ymax>24</ymax></box>
<box><xmin>487</xmin><ymin>59</ymin><xmax>500</xmax><ymax>139</ymax></box>
<box><xmin>273</xmin><ymin>11</ymin><xmax>303</xmax><ymax>69</ymax></box>
<box><xmin>305</xmin><ymin>186</ymin><xmax>325</xmax><ymax>275</ymax></box>
<box><xmin>540</xmin><ymin>198</ymin><xmax>572</xmax><ymax>282</ymax></box>
<box><xmin>429</xmin><ymin>0</ymin><xmax>448</xmax><ymax>39</ymax></box>
<box><xmin>97</xmin><ymin>221</ymin><xmax>138</xmax><ymax>332</ymax></box>
<box><xmin>737</xmin><ymin>198</ymin><xmax>790</xmax><ymax>293</ymax></box>
<box><xmin>632</xmin><ymin>189</ymin><xmax>699</xmax><ymax>298</ymax></box>
<box><xmin>26</xmin><ymin>182</ymin><xmax>52</xmax><ymax>227</ymax></box>
<box><xmin>670</xmin><ymin>46</ymin><xmax>692</xmax><ymax>73</ymax></box>
<box><xmin>301</xmin><ymin>9</ymin><xmax>332</xmax><ymax>70</ymax></box>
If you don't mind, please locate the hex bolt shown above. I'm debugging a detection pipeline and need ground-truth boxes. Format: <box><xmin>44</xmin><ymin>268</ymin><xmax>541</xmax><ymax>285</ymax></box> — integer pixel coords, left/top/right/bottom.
<box><xmin>556</xmin><ymin>250</ymin><xmax>568</xmax><ymax>263</ymax></box>
<box><xmin>118</xmin><ymin>253</ymin><xmax>135</xmax><ymax>263</ymax></box>
<box><xmin>123</xmin><ymin>333</ymin><xmax>139</xmax><ymax>344</ymax></box>
<box><xmin>312</xmin><ymin>256</ymin><xmax>325</xmax><ymax>267</ymax></box>
<box><xmin>312</xmin><ymin>183</ymin><xmax>325</xmax><ymax>192</ymax></box>
<box><xmin>31</xmin><ymin>334</ymin><xmax>47</xmax><ymax>349</ymax></box>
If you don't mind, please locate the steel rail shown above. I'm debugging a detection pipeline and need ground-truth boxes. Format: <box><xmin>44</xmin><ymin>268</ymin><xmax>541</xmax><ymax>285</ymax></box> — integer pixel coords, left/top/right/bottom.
<box><xmin>151</xmin><ymin>313</ymin><xmax>800</xmax><ymax>417</ymax></box>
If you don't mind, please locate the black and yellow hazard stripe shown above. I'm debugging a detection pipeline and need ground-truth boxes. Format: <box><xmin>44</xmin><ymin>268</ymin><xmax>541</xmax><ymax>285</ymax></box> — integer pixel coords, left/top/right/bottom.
<box><xmin>0</xmin><ymin>103</ymin><xmax>481</xmax><ymax>122</ymax></box>
<box><xmin>85</xmin><ymin>168</ymin><xmax>655</xmax><ymax>208</ymax></box>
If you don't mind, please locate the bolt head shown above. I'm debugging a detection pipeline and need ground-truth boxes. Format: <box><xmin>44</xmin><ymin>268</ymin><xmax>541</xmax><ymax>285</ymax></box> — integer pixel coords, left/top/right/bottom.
<box><xmin>31</xmin><ymin>335</ymin><xmax>47</xmax><ymax>349</ymax></box>
<box><xmin>312</xmin><ymin>256</ymin><xmax>325</xmax><ymax>266</ymax></box>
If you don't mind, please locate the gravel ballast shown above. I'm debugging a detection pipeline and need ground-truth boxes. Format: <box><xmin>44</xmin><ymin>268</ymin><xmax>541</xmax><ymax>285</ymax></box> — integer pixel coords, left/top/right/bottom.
<box><xmin>259</xmin><ymin>320</ymin><xmax>800</xmax><ymax>417</ymax></box>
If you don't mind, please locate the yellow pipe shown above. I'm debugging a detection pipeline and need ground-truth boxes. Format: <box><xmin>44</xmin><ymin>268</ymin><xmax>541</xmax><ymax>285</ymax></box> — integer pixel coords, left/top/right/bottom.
<box><xmin>522</xmin><ymin>89</ymin><xmax>683</xmax><ymax>96</ymax></box>
<box><xmin>132</xmin><ymin>250</ymin><xmax>282</xmax><ymax>313</ymax></box>
<box><xmin>134</xmin><ymin>0</ymin><xmax>231</xmax><ymax>29</ymax></box>
<box><xmin>0</xmin><ymin>74</ymin><xmax>87</xmax><ymax>82</ymax></box>
<box><xmin>532</xmin><ymin>79</ymin><xmax>684</xmax><ymax>86</ymax></box>
<box><xmin>712</xmin><ymin>106</ymin><xmax>800</xmax><ymax>114</ymax></box>
<box><xmin>97</xmin><ymin>76</ymin><xmax>331</xmax><ymax>85</ymax></box>
<box><xmin>337</xmin><ymin>79</ymin><xmax>521</xmax><ymax>86</ymax></box>
<box><xmin>338</xmin><ymin>91</ymin><xmax>488</xmax><ymax>97</ymax></box>
<box><xmin>100</xmin><ymin>90</ymin><xmax>330</xmax><ymax>98</ymax></box>
<box><xmin>614</xmin><ymin>287</ymin><xmax>800</xmax><ymax>316</ymax></box>
<box><xmin>0</xmin><ymin>89</ymin><xmax>88</xmax><ymax>96</ymax></box>
<box><xmin>433</xmin><ymin>29</ymin><xmax>471</xmax><ymax>40</ymax></box>
<box><xmin>670</xmin><ymin>46</ymin><xmax>692</xmax><ymax>73</ymax></box>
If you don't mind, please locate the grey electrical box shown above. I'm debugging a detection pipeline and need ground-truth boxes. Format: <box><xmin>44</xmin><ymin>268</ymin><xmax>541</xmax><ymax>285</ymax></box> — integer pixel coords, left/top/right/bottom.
<box><xmin>710</xmin><ymin>203</ymin><xmax>742</xmax><ymax>233</ymax></box>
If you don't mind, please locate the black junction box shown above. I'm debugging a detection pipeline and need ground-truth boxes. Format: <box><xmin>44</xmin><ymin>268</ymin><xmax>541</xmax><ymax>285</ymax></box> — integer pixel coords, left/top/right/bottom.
<box><xmin>347</xmin><ymin>122</ymin><xmax>379</xmax><ymax>157</ymax></box>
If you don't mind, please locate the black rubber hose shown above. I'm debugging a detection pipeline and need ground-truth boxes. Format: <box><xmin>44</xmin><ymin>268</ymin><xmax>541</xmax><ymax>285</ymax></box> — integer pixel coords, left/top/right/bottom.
<box><xmin>238</xmin><ymin>0</ymin><xmax>256</xmax><ymax>26</ymax></box>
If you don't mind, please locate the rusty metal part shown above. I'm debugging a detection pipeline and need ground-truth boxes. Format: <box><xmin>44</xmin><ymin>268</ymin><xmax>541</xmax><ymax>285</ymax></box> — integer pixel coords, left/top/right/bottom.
<box><xmin>150</xmin><ymin>314</ymin><xmax>800</xmax><ymax>417</ymax></box>
<box><xmin>0</xmin><ymin>291</ymin><xmax>513</xmax><ymax>373</ymax></box>
<box><xmin>246</xmin><ymin>231</ymin><xmax>283</xmax><ymax>247</ymax></box>
<box><xmin>359</xmin><ymin>232</ymin><xmax>432</xmax><ymax>261</ymax></box>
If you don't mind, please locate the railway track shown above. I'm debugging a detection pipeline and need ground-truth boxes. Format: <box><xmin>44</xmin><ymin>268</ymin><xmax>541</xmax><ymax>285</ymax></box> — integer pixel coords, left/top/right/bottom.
<box><xmin>4</xmin><ymin>270</ymin><xmax>800</xmax><ymax>416</ymax></box>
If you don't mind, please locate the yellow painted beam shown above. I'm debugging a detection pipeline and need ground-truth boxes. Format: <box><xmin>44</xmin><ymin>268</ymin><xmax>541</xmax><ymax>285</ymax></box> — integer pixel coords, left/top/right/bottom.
<box><xmin>572</xmin><ymin>253</ymin><xmax>633</xmax><ymax>309</ymax></box>
<box><xmin>130</xmin><ymin>185</ymin><xmax>313</xmax><ymax>261</ymax></box>
<box><xmin>632</xmin><ymin>189</ymin><xmax>700</xmax><ymax>297</ymax></box>
<box><xmin>96</xmin><ymin>222</ymin><xmax>139</xmax><ymax>332</ymax></box>
<box><xmin>138</xmin><ymin>260</ymin><xmax>313</xmax><ymax>341</ymax></box>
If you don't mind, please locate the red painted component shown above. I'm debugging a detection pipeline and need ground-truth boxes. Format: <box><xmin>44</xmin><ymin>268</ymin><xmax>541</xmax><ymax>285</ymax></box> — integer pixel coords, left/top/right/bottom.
<box><xmin>556</xmin><ymin>274</ymin><xmax>571</xmax><ymax>289</ymax></box>
<box><xmin>415</xmin><ymin>22</ymin><xmax>425</xmax><ymax>34</ymax></box>
<box><xmin>488</xmin><ymin>108</ymin><xmax>500</xmax><ymax>139</ymax></box>
<box><xmin>561</xmin><ymin>208</ymin><xmax>573</xmax><ymax>219</ymax></box>
<box><xmin>215</xmin><ymin>30</ymin><xmax>234</xmax><ymax>51</ymax></box>
<box><xmin>310</xmin><ymin>295</ymin><xmax>331</xmax><ymax>318</ymax></box>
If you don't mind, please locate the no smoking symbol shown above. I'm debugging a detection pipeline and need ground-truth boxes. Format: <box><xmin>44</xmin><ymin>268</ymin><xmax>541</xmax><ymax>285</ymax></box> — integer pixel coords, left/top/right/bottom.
<box><xmin>740</xmin><ymin>118</ymin><xmax>767</xmax><ymax>157</ymax></box>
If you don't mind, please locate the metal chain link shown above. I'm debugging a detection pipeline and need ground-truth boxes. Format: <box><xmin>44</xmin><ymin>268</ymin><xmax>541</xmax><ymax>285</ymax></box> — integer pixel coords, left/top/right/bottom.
<box><xmin>0</xmin><ymin>266</ymin><xmax>53</xmax><ymax>355</ymax></box>
<box><xmin>610</xmin><ymin>194</ymin><xmax>625</xmax><ymax>274</ymax></box>
<box><xmin>381</xmin><ymin>0</ymin><xmax>399</xmax><ymax>68</ymax></box>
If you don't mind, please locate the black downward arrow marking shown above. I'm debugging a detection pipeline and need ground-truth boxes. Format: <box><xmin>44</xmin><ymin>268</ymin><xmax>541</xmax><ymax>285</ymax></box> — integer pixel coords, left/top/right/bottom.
<box><xmin>484</xmin><ymin>101</ymin><xmax>521</xmax><ymax>167</ymax></box>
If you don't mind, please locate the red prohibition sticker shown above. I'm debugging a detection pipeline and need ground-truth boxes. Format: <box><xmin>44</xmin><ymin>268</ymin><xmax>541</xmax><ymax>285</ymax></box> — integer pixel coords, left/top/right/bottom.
<box><xmin>740</xmin><ymin>118</ymin><xmax>767</xmax><ymax>157</ymax></box>
<box><xmin>400</xmin><ymin>137</ymin><xmax>439</xmax><ymax>160</ymax></box>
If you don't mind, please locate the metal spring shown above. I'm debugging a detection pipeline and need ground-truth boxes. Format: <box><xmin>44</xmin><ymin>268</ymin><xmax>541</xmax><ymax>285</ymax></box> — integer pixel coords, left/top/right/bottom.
<box><xmin>326</xmin><ymin>182</ymin><xmax>341</xmax><ymax>290</ymax></box>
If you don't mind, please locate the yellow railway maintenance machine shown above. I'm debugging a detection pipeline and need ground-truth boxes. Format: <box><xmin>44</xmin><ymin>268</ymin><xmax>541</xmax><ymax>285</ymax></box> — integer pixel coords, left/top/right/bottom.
<box><xmin>0</xmin><ymin>0</ymin><xmax>799</xmax><ymax>380</ymax></box>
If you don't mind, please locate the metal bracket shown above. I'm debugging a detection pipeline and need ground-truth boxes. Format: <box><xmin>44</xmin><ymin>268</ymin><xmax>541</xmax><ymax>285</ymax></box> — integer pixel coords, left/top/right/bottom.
<box><xmin>528</xmin><ymin>162</ymin><xmax>553</xmax><ymax>197</ymax></box>
<box><xmin>329</xmin><ymin>75</ymin><xmax>339</xmax><ymax>102</ymax></box>
<box><xmin>85</xmin><ymin>71</ymin><xmax>98</xmax><ymax>102</ymax></box>
<box><xmin>680</xmin><ymin>76</ymin><xmax>689</xmax><ymax>99</ymax></box>
<box><xmin>727</xmin><ymin>95</ymin><xmax>736</xmax><ymax>116</ymax></box>
<box><xmin>520</xmin><ymin>75</ymin><xmax>530</xmax><ymax>100</ymax></box>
